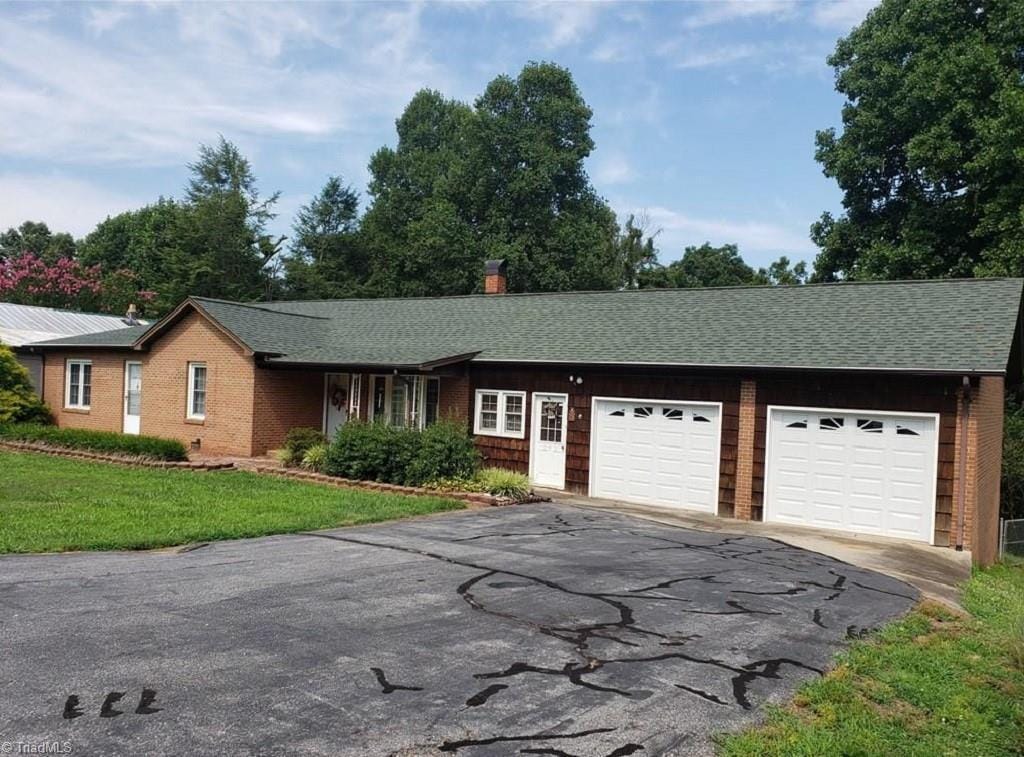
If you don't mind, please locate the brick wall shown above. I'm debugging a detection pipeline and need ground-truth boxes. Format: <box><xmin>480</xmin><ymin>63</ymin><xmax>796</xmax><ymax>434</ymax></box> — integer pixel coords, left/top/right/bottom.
<box><xmin>42</xmin><ymin>351</ymin><xmax>127</xmax><ymax>433</ymax></box>
<box><xmin>138</xmin><ymin>311</ymin><xmax>256</xmax><ymax>456</ymax></box>
<box><xmin>734</xmin><ymin>379</ymin><xmax>757</xmax><ymax>520</ymax></box>
<box><xmin>970</xmin><ymin>376</ymin><xmax>1004</xmax><ymax>565</ymax></box>
<box><xmin>251</xmin><ymin>368</ymin><xmax>324</xmax><ymax>455</ymax></box>
<box><xmin>438</xmin><ymin>373</ymin><xmax>471</xmax><ymax>423</ymax></box>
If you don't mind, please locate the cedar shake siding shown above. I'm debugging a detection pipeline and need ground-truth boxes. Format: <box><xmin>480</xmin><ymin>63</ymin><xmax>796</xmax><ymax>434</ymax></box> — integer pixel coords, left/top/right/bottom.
<box><xmin>469</xmin><ymin>365</ymin><xmax>741</xmax><ymax>517</ymax></box>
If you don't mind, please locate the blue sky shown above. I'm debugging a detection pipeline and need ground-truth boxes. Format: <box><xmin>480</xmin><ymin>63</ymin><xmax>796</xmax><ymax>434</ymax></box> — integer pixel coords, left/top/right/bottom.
<box><xmin>0</xmin><ymin>1</ymin><xmax>877</xmax><ymax>270</ymax></box>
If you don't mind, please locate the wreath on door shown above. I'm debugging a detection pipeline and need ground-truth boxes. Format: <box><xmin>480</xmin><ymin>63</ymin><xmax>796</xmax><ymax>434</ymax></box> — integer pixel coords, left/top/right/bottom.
<box><xmin>331</xmin><ymin>384</ymin><xmax>348</xmax><ymax>411</ymax></box>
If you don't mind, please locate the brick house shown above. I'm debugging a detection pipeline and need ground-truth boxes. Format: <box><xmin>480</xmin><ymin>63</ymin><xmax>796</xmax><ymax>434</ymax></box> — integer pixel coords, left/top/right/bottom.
<box><xmin>20</xmin><ymin>265</ymin><xmax>1024</xmax><ymax>565</ymax></box>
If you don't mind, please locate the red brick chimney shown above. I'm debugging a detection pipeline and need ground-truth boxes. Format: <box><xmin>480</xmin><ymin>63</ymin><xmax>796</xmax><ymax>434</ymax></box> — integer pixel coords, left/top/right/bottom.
<box><xmin>484</xmin><ymin>259</ymin><xmax>508</xmax><ymax>294</ymax></box>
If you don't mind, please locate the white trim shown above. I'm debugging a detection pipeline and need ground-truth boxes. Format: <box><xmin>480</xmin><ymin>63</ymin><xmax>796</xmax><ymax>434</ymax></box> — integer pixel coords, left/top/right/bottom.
<box><xmin>122</xmin><ymin>360</ymin><xmax>142</xmax><ymax>435</ymax></box>
<box><xmin>64</xmin><ymin>359</ymin><xmax>92</xmax><ymax>410</ymax></box>
<box><xmin>350</xmin><ymin>374</ymin><xmax>362</xmax><ymax>418</ymax></box>
<box><xmin>587</xmin><ymin>396</ymin><xmax>723</xmax><ymax>513</ymax></box>
<box><xmin>528</xmin><ymin>392</ymin><xmax>569</xmax><ymax>489</ymax></box>
<box><xmin>763</xmin><ymin>404</ymin><xmax>940</xmax><ymax>546</ymax></box>
<box><xmin>473</xmin><ymin>389</ymin><xmax>527</xmax><ymax>438</ymax></box>
<box><xmin>186</xmin><ymin>362</ymin><xmax>207</xmax><ymax>420</ymax></box>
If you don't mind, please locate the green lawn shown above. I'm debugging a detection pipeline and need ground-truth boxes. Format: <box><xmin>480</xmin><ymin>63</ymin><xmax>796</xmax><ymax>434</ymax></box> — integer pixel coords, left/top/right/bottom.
<box><xmin>0</xmin><ymin>450</ymin><xmax>464</xmax><ymax>553</ymax></box>
<box><xmin>718</xmin><ymin>564</ymin><xmax>1024</xmax><ymax>757</ymax></box>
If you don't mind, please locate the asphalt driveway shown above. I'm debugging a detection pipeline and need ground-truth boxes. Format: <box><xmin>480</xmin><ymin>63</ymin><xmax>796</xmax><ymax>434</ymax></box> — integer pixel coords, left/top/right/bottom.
<box><xmin>0</xmin><ymin>504</ymin><xmax>917</xmax><ymax>756</ymax></box>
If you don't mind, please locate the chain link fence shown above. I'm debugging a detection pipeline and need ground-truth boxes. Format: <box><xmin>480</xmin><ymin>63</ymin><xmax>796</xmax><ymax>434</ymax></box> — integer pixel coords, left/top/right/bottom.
<box><xmin>999</xmin><ymin>518</ymin><xmax>1024</xmax><ymax>559</ymax></box>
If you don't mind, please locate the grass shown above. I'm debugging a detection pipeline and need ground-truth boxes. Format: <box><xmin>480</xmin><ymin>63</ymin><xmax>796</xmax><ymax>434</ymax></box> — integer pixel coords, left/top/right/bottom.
<box><xmin>0</xmin><ymin>450</ymin><xmax>464</xmax><ymax>554</ymax></box>
<box><xmin>718</xmin><ymin>564</ymin><xmax>1024</xmax><ymax>757</ymax></box>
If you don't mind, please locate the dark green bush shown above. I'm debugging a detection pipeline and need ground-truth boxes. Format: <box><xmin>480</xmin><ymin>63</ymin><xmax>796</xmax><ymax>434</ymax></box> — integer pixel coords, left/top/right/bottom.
<box><xmin>408</xmin><ymin>420</ymin><xmax>480</xmax><ymax>484</ymax></box>
<box><xmin>0</xmin><ymin>344</ymin><xmax>52</xmax><ymax>425</ymax></box>
<box><xmin>282</xmin><ymin>426</ymin><xmax>326</xmax><ymax>467</ymax></box>
<box><xmin>324</xmin><ymin>420</ymin><xmax>478</xmax><ymax>486</ymax></box>
<box><xmin>1002</xmin><ymin>395</ymin><xmax>1024</xmax><ymax>519</ymax></box>
<box><xmin>0</xmin><ymin>423</ymin><xmax>188</xmax><ymax>461</ymax></box>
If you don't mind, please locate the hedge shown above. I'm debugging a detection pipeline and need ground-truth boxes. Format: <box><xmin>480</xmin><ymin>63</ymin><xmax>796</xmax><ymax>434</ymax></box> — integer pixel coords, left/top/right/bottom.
<box><xmin>0</xmin><ymin>424</ymin><xmax>188</xmax><ymax>461</ymax></box>
<box><xmin>323</xmin><ymin>420</ymin><xmax>479</xmax><ymax>486</ymax></box>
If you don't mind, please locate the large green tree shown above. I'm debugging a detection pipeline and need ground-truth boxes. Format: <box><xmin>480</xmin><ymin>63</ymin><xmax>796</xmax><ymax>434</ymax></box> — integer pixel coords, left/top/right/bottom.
<box><xmin>640</xmin><ymin>243</ymin><xmax>757</xmax><ymax>288</ymax></box>
<box><xmin>282</xmin><ymin>176</ymin><xmax>367</xmax><ymax>299</ymax></box>
<box><xmin>0</xmin><ymin>221</ymin><xmax>76</xmax><ymax>262</ymax></box>
<box><xmin>359</xmin><ymin>63</ymin><xmax>622</xmax><ymax>296</ymax></box>
<box><xmin>79</xmin><ymin>138</ymin><xmax>280</xmax><ymax>310</ymax></box>
<box><xmin>812</xmin><ymin>0</ymin><xmax>1024</xmax><ymax>281</ymax></box>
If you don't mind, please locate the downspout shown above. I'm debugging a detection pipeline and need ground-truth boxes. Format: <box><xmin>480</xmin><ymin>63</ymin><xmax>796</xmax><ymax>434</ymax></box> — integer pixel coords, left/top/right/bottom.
<box><xmin>955</xmin><ymin>375</ymin><xmax>972</xmax><ymax>551</ymax></box>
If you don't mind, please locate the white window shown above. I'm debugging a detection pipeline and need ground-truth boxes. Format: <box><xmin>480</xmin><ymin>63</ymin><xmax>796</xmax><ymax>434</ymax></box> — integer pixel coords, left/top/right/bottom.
<box><xmin>187</xmin><ymin>362</ymin><xmax>207</xmax><ymax>420</ymax></box>
<box><xmin>349</xmin><ymin>374</ymin><xmax>362</xmax><ymax>418</ymax></box>
<box><xmin>369</xmin><ymin>375</ymin><xmax>442</xmax><ymax>429</ymax></box>
<box><xmin>65</xmin><ymin>360</ymin><xmax>92</xmax><ymax>409</ymax></box>
<box><xmin>474</xmin><ymin>389</ymin><xmax>527</xmax><ymax>438</ymax></box>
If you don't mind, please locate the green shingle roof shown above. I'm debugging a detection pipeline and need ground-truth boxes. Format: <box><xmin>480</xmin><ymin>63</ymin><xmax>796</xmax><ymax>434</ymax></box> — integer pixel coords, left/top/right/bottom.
<box><xmin>21</xmin><ymin>324</ymin><xmax>150</xmax><ymax>349</ymax></box>
<box><xmin>22</xmin><ymin>279</ymin><xmax>1024</xmax><ymax>374</ymax></box>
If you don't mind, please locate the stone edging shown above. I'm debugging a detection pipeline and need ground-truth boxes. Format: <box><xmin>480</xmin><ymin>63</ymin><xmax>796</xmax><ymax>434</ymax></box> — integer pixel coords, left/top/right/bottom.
<box><xmin>0</xmin><ymin>440</ymin><xmax>236</xmax><ymax>470</ymax></box>
<box><xmin>253</xmin><ymin>465</ymin><xmax>548</xmax><ymax>507</ymax></box>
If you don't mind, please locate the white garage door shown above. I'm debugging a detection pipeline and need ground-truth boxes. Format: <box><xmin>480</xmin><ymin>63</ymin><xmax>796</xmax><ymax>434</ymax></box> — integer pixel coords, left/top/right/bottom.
<box><xmin>590</xmin><ymin>399</ymin><xmax>721</xmax><ymax>512</ymax></box>
<box><xmin>766</xmin><ymin>407</ymin><xmax>937</xmax><ymax>543</ymax></box>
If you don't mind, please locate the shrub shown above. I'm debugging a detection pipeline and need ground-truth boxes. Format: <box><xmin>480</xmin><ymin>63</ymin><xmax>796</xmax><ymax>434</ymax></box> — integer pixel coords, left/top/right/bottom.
<box><xmin>407</xmin><ymin>420</ymin><xmax>480</xmax><ymax>485</ymax></box>
<box><xmin>301</xmin><ymin>443</ymin><xmax>328</xmax><ymax>472</ymax></box>
<box><xmin>475</xmin><ymin>467</ymin><xmax>530</xmax><ymax>498</ymax></box>
<box><xmin>0</xmin><ymin>344</ymin><xmax>52</xmax><ymax>425</ymax></box>
<box><xmin>0</xmin><ymin>423</ymin><xmax>187</xmax><ymax>461</ymax></box>
<box><xmin>325</xmin><ymin>420</ymin><xmax>477</xmax><ymax>486</ymax></box>
<box><xmin>282</xmin><ymin>427</ymin><xmax>326</xmax><ymax>467</ymax></box>
<box><xmin>1002</xmin><ymin>394</ymin><xmax>1024</xmax><ymax>519</ymax></box>
<box><xmin>274</xmin><ymin>447</ymin><xmax>297</xmax><ymax>467</ymax></box>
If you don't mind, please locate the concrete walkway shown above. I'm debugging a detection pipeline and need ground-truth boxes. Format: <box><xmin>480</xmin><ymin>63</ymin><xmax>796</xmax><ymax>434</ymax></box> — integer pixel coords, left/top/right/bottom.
<box><xmin>541</xmin><ymin>490</ymin><xmax>972</xmax><ymax>609</ymax></box>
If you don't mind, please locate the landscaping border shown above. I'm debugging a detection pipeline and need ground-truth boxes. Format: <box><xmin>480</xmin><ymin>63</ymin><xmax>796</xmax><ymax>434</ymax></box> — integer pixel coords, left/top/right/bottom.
<box><xmin>0</xmin><ymin>441</ymin><xmax>235</xmax><ymax>470</ymax></box>
<box><xmin>254</xmin><ymin>465</ymin><xmax>548</xmax><ymax>507</ymax></box>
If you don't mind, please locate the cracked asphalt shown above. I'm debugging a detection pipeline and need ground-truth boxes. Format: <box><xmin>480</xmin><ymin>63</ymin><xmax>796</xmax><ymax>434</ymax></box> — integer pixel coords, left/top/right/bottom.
<box><xmin>0</xmin><ymin>504</ymin><xmax>917</xmax><ymax>756</ymax></box>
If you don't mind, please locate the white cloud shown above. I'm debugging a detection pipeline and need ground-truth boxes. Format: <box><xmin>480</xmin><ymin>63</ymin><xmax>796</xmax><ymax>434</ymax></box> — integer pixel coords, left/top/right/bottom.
<box><xmin>0</xmin><ymin>4</ymin><xmax>449</xmax><ymax>167</ymax></box>
<box><xmin>591</xmin><ymin>153</ymin><xmax>635</xmax><ymax>186</ymax></box>
<box><xmin>662</xmin><ymin>42</ymin><xmax>759</xmax><ymax>69</ymax></box>
<box><xmin>514</xmin><ymin>1</ymin><xmax>602</xmax><ymax>49</ymax></box>
<box><xmin>618</xmin><ymin>204</ymin><xmax>816</xmax><ymax>262</ymax></box>
<box><xmin>86</xmin><ymin>5</ymin><xmax>131</xmax><ymax>35</ymax></box>
<box><xmin>684</xmin><ymin>0</ymin><xmax>798</xmax><ymax>29</ymax></box>
<box><xmin>0</xmin><ymin>173</ymin><xmax>142</xmax><ymax>237</ymax></box>
<box><xmin>811</xmin><ymin>0</ymin><xmax>879</xmax><ymax>29</ymax></box>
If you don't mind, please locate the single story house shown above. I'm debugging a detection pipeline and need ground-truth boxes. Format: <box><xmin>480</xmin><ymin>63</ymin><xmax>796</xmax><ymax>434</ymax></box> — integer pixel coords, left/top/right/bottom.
<box><xmin>20</xmin><ymin>264</ymin><xmax>1023</xmax><ymax>565</ymax></box>
<box><xmin>0</xmin><ymin>302</ymin><xmax>145</xmax><ymax>392</ymax></box>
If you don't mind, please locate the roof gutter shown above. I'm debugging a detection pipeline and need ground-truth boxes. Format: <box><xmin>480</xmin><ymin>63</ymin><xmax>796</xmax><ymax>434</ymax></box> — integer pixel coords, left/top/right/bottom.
<box><xmin>467</xmin><ymin>358</ymin><xmax>1007</xmax><ymax>376</ymax></box>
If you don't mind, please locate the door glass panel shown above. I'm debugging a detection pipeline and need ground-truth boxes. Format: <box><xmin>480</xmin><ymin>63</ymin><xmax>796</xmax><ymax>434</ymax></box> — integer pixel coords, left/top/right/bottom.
<box><xmin>126</xmin><ymin>364</ymin><xmax>141</xmax><ymax>415</ymax></box>
<box><xmin>539</xmin><ymin>400</ymin><xmax>563</xmax><ymax>442</ymax></box>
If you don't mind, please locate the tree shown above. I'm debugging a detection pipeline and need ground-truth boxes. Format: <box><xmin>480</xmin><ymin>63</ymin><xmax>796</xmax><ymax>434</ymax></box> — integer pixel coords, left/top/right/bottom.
<box><xmin>756</xmin><ymin>256</ymin><xmax>808</xmax><ymax>286</ymax></box>
<box><xmin>0</xmin><ymin>221</ymin><xmax>76</xmax><ymax>262</ymax></box>
<box><xmin>641</xmin><ymin>243</ymin><xmax>757</xmax><ymax>289</ymax></box>
<box><xmin>358</xmin><ymin>63</ymin><xmax>622</xmax><ymax>296</ymax></box>
<box><xmin>617</xmin><ymin>215</ymin><xmax>661</xmax><ymax>289</ymax></box>
<box><xmin>78</xmin><ymin>199</ymin><xmax>191</xmax><ymax>313</ymax></box>
<box><xmin>0</xmin><ymin>252</ymin><xmax>154</xmax><ymax>315</ymax></box>
<box><xmin>282</xmin><ymin>177</ymin><xmax>366</xmax><ymax>300</ymax></box>
<box><xmin>0</xmin><ymin>343</ymin><xmax>51</xmax><ymax>424</ymax></box>
<box><xmin>187</xmin><ymin>136</ymin><xmax>284</xmax><ymax>295</ymax></box>
<box><xmin>811</xmin><ymin>0</ymin><xmax>1024</xmax><ymax>281</ymax></box>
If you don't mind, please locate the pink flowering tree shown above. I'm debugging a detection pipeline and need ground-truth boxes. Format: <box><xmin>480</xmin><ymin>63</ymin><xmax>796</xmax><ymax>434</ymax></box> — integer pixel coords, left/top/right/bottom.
<box><xmin>0</xmin><ymin>252</ymin><xmax>157</xmax><ymax>314</ymax></box>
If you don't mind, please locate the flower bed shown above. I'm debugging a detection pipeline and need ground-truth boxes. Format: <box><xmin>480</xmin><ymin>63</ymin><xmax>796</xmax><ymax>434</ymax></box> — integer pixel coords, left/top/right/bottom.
<box><xmin>253</xmin><ymin>465</ymin><xmax>547</xmax><ymax>507</ymax></box>
<box><xmin>0</xmin><ymin>441</ymin><xmax>234</xmax><ymax>471</ymax></box>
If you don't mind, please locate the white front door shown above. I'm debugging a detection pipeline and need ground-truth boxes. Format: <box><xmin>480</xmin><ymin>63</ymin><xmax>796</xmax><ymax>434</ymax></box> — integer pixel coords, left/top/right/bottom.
<box><xmin>590</xmin><ymin>398</ymin><xmax>722</xmax><ymax>512</ymax></box>
<box><xmin>324</xmin><ymin>373</ymin><xmax>351</xmax><ymax>439</ymax></box>
<box><xmin>123</xmin><ymin>361</ymin><xmax>142</xmax><ymax>435</ymax></box>
<box><xmin>765</xmin><ymin>407</ymin><xmax>938</xmax><ymax>543</ymax></box>
<box><xmin>530</xmin><ymin>393</ymin><xmax>568</xmax><ymax>489</ymax></box>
